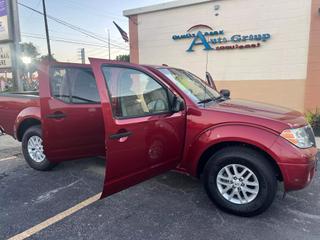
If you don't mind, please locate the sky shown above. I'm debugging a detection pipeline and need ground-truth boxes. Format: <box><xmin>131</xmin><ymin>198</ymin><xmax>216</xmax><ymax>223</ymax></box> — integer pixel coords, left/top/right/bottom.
<box><xmin>18</xmin><ymin>0</ymin><xmax>171</xmax><ymax>62</ymax></box>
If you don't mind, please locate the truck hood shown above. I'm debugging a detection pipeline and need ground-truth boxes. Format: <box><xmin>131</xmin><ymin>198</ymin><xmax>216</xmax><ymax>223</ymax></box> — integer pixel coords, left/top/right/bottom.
<box><xmin>210</xmin><ymin>99</ymin><xmax>307</xmax><ymax>129</ymax></box>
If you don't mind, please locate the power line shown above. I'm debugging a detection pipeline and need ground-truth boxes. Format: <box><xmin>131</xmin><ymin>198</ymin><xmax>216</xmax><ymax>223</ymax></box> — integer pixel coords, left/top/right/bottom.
<box><xmin>22</xmin><ymin>33</ymin><xmax>128</xmax><ymax>51</ymax></box>
<box><xmin>86</xmin><ymin>46</ymin><xmax>108</xmax><ymax>55</ymax></box>
<box><xmin>19</xmin><ymin>2</ymin><xmax>128</xmax><ymax>48</ymax></box>
<box><xmin>48</xmin><ymin>28</ymin><xmax>127</xmax><ymax>47</ymax></box>
<box><xmin>22</xmin><ymin>31</ymin><xmax>128</xmax><ymax>49</ymax></box>
<box><xmin>22</xmin><ymin>34</ymin><xmax>105</xmax><ymax>47</ymax></box>
<box><xmin>25</xmin><ymin>0</ymin><xmax>41</xmax><ymax>21</ymax></box>
<box><xmin>18</xmin><ymin>2</ymin><xmax>129</xmax><ymax>50</ymax></box>
<box><xmin>23</xmin><ymin>31</ymin><xmax>107</xmax><ymax>46</ymax></box>
<box><xmin>86</xmin><ymin>50</ymin><xmax>108</xmax><ymax>58</ymax></box>
<box><xmin>48</xmin><ymin>28</ymin><xmax>128</xmax><ymax>47</ymax></box>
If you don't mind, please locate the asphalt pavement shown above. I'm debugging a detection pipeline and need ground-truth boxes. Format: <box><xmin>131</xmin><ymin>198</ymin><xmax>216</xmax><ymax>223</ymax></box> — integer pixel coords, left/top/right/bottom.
<box><xmin>1</xmin><ymin>134</ymin><xmax>320</xmax><ymax>240</ymax></box>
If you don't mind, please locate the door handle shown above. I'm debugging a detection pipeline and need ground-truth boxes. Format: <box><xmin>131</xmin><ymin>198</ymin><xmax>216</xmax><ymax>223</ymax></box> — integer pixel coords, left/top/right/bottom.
<box><xmin>46</xmin><ymin>112</ymin><xmax>67</xmax><ymax>119</ymax></box>
<box><xmin>109</xmin><ymin>131</ymin><xmax>132</xmax><ymax>140</ymax></box>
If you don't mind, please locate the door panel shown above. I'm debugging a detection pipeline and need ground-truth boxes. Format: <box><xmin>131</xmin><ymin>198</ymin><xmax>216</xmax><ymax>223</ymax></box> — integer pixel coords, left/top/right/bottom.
<box><xmin>39</xmin><ymin>63</ymin><xmax>105</xmax><ymax>162</ymax></box>
<box><xmin>89</xmin><ymin>58</ymin><xmax>186</xmax><ymax>198</ymax></box>
<box><xmin>103</xmin><ymin>112</ymin><xmax>185</xmax><ymax>197</ymax></box>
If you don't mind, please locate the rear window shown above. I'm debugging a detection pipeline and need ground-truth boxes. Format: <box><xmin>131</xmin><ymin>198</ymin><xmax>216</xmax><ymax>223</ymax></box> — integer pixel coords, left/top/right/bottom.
<box><xmin>50</xmin><ymin>67</ymin><xmax>100</xmax><ymax>104</ymax></box>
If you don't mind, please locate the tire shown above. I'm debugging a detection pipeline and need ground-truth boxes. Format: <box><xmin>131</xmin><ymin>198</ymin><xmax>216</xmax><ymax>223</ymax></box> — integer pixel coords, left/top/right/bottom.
<box><xmin>22</xmin><ymin>125</ymin><xmax>56</xmax><ymax>171</ymax></box>
<box><xmin>203</xmin><ymin>146</ymin><xmax>277</xmax><ymax>217</ymax></box>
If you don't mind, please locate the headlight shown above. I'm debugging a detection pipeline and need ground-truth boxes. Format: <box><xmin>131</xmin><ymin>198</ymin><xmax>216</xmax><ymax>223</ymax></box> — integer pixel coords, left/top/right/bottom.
<box><xmin>280</xmin><ymin>125</ymin><xmax>316</xmax><ymax>149</ymax></box>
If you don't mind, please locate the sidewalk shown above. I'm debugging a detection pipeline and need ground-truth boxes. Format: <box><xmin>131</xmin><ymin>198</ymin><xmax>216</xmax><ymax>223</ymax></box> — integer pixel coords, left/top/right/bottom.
<box><xmin>0</xmin><ymin>134</ymin><xmax>20</xmax><ymax>150</ymax></box>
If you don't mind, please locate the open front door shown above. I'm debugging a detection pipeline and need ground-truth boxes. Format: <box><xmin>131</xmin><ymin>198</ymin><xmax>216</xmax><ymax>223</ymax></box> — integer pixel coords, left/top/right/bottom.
<box><xmin>90</xmin><ymin>58</ymin><xmax>186</xmax><ymax>198</ymax></box>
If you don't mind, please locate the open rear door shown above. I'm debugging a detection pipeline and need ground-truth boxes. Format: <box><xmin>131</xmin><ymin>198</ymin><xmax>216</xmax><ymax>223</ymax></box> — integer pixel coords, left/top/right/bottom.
<box><xmin>39</xmin><ymin>61</ymin><xmax>104</xmax><ymax>163</ymax></box>
<box><xmin>90</xmin><ymin>58</ymin><xmax>186</xmax><ymax>198</ymax></box>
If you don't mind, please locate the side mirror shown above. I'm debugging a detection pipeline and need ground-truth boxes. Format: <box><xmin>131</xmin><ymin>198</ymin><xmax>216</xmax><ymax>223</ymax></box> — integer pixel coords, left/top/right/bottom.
<box><xmin>171</xmin><ymin>96</ymin><xmax>185</xmax><ymax>113</ymax></box>
<box><xmin>220</xmin><ymin>89</ymin><xmax>230</xmax><ymax>99</ymax></box>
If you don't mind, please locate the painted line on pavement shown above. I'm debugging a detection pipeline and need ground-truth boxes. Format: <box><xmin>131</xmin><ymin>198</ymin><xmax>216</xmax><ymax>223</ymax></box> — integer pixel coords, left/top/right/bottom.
<box><xmin>8</xmin><ymin>192</ymin><xmax>102</xmax><ymax>240</ymax></box>
<box><xmin>0</xmin><ymin>156</ymin><xmax>17</xmax><ymax>162</ymax></box>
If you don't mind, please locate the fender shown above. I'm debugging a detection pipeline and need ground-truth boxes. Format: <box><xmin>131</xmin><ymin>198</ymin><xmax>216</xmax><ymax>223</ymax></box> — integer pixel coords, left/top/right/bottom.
<box><xmin>14</xmin><ymin>107</ymin><xmax>41</xmax><ymax>140</ymax></box>
<box><xmin>184</xmin><ymin>123</ymin><xmax>282</xmax><ymax>177</ymax></box>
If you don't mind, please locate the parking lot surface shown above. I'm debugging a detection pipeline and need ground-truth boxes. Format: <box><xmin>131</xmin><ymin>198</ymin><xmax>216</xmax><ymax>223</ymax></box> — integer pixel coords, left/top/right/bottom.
<box><xmin>1</xmin><ymin>134</ymin><xmax>320</xmax><ymax>240</ymax></box>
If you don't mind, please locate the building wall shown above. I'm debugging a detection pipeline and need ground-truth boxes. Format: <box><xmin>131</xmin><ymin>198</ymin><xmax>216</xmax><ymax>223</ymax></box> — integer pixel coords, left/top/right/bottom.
<box><xmin>129</xmin><ymin>15</ymin><xmax>139</xmax><ymax>64</ymax></box>
<box><xmin>215</xmin><ymin>79</ymin><xmax>306</xmax><ymax>112</ymax></box>
<box><xmin>304</xmin><ymin>0</ymin><xmax>320</xmax><ymax>112</ymax></box>
<box><xmin>132</xmin><ymin>0</ymin><xmax>313</xmax><ymax>112</ymax></box>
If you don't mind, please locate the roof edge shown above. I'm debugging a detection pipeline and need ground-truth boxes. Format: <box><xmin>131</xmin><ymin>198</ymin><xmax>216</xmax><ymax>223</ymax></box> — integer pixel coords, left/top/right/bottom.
<box><xmin>123</xmin><ymin>0</ymin><xmax>215</xmax><ymax>17</ymax></box>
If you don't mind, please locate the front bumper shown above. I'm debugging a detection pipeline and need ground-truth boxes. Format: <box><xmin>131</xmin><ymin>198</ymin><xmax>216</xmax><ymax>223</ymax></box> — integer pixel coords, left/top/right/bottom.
<box><xmin>271</xmin><ymin>137</ymin><xmax>318</xmax><ymax>191</ymax></box>
<box><xmin>278</xmin><ymin>158</ymin><xmax>317</xmax><ymax>191</ymax></box>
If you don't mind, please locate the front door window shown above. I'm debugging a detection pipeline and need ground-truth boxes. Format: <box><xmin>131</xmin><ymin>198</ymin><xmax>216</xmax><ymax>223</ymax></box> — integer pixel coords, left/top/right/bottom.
<box><xmin>102</xmin><ymin>67</ymin><xmax>170</xmax><ymax>118</ymax></box>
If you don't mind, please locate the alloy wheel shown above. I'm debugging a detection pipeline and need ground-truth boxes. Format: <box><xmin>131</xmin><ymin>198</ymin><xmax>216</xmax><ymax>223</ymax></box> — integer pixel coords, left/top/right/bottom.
<box><xmin>27</xmin><ymin>136</ymin><xmax>46</xmax><ymax>163</ymax></box>
<box><xmin>216</xmin><ymin>164</ymin><xmax>259</xmax><ymax>204</ymax></box>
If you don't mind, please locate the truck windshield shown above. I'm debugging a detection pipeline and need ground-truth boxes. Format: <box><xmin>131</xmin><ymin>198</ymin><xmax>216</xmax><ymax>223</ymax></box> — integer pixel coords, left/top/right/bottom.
<box><xmin>158</xmin><ymin>68</ymin><xmax>221</xmax><ymax>104</ymax></box>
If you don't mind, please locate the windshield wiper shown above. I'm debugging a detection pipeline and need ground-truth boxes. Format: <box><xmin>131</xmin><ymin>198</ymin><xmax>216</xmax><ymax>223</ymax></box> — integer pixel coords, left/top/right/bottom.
<box><xmin>214</xmin><ymin>95</ymin><xmax>228</xmax><ymax>102</ymax></box>
<box><xmin>214</xmin><ymin>95</ymin><xmax>223</xmax><ymax>101</ymax></box>
<box><xmin>198</xmin><ymin>98</ymin><xmax>214</xmax><ymax>104</ymax></box>
<box><xmin>198</xmin><ymin>95</ymin><xmax>227</xmax><ymax>105</ymax></box>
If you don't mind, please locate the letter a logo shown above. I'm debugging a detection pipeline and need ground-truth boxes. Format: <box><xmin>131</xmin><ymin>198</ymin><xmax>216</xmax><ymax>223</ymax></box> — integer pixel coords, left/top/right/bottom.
<box><xmin>187</xmin><ymin>31</ymin><xmax>213</xmax><ymax>52</ymax></box>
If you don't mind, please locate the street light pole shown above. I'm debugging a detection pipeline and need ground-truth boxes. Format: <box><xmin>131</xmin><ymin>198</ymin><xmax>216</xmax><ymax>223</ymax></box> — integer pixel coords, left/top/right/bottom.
<box><xmin>11</xmin><ymin>0</ymin><xmax>23</xmax><ymax>91</ymax></box>
<box><xmin>42</xmin><ymin>0</ymin><xmax>52</xmax><ymax>60</ymax></box>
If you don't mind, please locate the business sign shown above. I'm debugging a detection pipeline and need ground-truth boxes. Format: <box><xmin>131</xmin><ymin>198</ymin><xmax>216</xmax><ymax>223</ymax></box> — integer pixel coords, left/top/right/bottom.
<box><xmin>0</xmin><ymin>0</ymin><xmax>7</xmax><ymax>16</ymax></box>
<box><xmin>0</xmin><ymin>0</ymin><xmax>20</xmax><ymax>73</ymax></box>
<box><xmin>0</xmin><ymin>0</ymin><xmax>10</xmax><ymax>41</ymax></box>
<box><xmin>172</xmin><ymin>25</ymin><xmax>271</xmax><ymax>52</ymax></box>
<box><xmin>0</xmin><ymin>43</ymin><xmax>12</xmax><ymax>69</ymax></box>
<box><xmin>0</xmin><ymin>15</ymin><xmax>9</xmax><ymax>41</ymax></box>
<box><xmin>0</xmin><ymin>0</ymin><xmax>11</xmax><ymax>70</ymax></box>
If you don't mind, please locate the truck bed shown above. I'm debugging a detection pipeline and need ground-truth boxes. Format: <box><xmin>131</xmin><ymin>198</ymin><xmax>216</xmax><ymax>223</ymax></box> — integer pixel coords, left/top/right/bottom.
<box><xmin>0</xmin><ymin>92</ymin><xmax>40</xmax><ymax>137</ymax></box>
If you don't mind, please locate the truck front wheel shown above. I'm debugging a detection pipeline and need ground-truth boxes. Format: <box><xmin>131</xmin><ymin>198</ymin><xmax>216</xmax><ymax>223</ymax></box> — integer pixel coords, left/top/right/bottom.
<box><xmin>203</xmin><ymin>146</ymin><xmax>277</xmax><ymax>217</ymax></box>
<box><xmin>22</xmin><ymin>125</ymin><xmax>56</xmax><ymax>171</ymax></box>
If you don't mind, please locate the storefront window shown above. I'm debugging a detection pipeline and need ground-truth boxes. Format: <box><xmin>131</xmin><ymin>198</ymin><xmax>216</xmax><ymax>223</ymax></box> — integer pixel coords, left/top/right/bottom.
<box><xmin>0</xmin><ymin>71</ymin><xmax>40</xmax><ymax>93</ymax></box>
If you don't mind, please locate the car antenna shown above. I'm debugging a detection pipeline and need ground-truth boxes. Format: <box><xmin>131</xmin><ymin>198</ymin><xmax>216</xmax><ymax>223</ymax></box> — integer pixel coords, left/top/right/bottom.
<box><xmin>203</xmin><ymin>46</ymin><xmax>209</xmax><ymax>107</ymax></box>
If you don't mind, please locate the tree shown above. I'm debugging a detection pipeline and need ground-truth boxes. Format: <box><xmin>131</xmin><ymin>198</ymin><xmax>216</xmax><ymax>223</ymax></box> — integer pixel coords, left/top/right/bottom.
<box><xmin>18</xmin><ymin>42</ymin><xmax>57</xmax><ymax>91</ymax></box>
<box><xmin>20</xmin><ymin>42</ymin><xmax>40</xmax><ymax>59</ymax></box>
<box><xmin>19</xmin><ymin>42</ymin><xmax>40</xmax><ymax>76</ymax></box>
<box><xmin>38</xmin><ymin>54</ymin><xmax>57</xmax><ymax>62</ymax></box>
<box><xmin>19</xmin><ymin>42</ymin><xmax>57</xmax><ymax>75</ymax></box>
<box><xmin>116</xmin><ymin>54</ymin><xmax>130</xmax><ymax>62</ymax></box>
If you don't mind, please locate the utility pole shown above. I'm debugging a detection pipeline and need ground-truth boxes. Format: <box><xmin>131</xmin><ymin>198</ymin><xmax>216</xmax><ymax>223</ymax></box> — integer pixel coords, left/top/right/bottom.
<box><xmin>78</xmin><ymin>48</ymin><xmax>85</xmax><ymax>64</ymax></box>
<box><xmin>42</xmin><ymin>0</ymin><xmax>52</xmax><ymax>60</ymax></box>
<box><xmin>108</xmin><ymin>29</ymin><xmax>111</xmax><ymax>60</ymax></box>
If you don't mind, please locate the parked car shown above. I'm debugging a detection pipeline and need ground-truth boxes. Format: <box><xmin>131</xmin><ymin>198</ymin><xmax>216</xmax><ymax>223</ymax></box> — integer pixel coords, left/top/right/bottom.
<box><xmin>0</xmin><ymin>59</ymin><xmax>318</xmax><ymax>216</ymax></box>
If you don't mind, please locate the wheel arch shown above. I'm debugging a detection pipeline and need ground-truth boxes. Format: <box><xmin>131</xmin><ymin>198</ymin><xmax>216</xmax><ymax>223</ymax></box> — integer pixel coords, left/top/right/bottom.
<box><xmin>16</xmin><ymin>118</ymin><xmax>41</xmax><ymax>141</ymax></box>
<box><xmin>196</xmin><ymin>141</ymin><xmax>283</xmax><ymax>181</ymax></box>
<box><xmin>14</xmin><ymin>107</ymin><xmax>41</xmax><ymax>141</ymax></box>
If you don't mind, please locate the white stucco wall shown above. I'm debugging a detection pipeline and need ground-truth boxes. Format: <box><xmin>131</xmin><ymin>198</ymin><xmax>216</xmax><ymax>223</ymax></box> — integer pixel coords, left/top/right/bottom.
<box><xmin>137</xmin><ymin>0</ymin><xmax>312</xmax><ymax>81</ymax></box>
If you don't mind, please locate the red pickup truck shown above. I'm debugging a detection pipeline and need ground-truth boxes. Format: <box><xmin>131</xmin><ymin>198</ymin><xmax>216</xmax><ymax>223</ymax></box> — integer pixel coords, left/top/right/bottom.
<box><xmin>0</xmin><ymin>59</ymin><xmax>318</xmax><ymax>216</ymax></box>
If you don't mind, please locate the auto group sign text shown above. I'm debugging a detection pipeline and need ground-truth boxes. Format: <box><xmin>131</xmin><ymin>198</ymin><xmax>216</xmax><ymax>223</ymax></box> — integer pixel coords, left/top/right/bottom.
<box><xmin>172</xmin><ymin>25</ymin><xmax>271</xmax><ymax>52</ymax></box>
